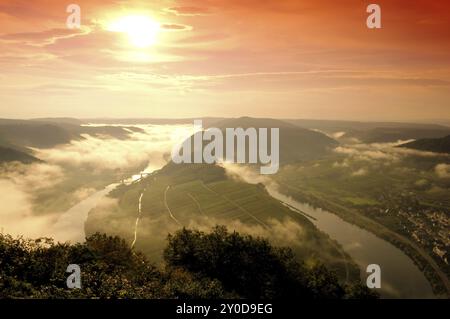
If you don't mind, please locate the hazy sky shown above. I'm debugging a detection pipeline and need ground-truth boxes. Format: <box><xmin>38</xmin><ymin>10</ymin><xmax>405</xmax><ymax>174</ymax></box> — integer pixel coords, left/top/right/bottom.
<box><xmin>0</xmin><ymin>0</ymin><xmax>449</xmax><ymax>121</ymax></box>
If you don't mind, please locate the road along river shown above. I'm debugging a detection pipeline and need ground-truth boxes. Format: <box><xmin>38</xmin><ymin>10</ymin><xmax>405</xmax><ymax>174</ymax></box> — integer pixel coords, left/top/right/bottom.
<box><xmin>56</xmin><ymin>177</ymin><xmax>436</xmax><ymax>298</ymax></box>
<box><xmin>268</xmin><ymin>188</ymin><xmax>435</xmax><ymax>298</ymax></box>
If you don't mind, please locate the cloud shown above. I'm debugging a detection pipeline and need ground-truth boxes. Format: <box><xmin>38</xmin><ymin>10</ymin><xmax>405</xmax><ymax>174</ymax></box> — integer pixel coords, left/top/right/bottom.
<box><xmin>0</xmin><ymin>179</ymin><xmax>55</xmax><ymax>237</ymax></box>
<box><xmin>333</xmin><ymin>159</ymin><xmax>349</xmax><ymax>168</ymax></box>
<box><xmin>0</xmin><ymin>167</ymin><xmax>62</xmax><ymax>238</ymax></box>
<box><xmin>334</xmin><ymin>141</ymin><xmax>450</xmax><ymax>163</ymax></box>
<box><xmin>165</xmin><ymin>6</ymin><xmax>210</xmax><ymax>16</ymax></box>
<box><xmin>161</xmin><ymin>23</ymin><xmax>193</xmax><ymax>31</ymax></box>
<box><xmin>351</xmin><ymin>168</ymin><xmax>368</xmax><ymax>177</ymax></box>
<box><xmin>0</xmin><ymin>28</ymin><xmax>90</xmax><ymax>46</ymax></box>
<box><xmin>0</xmin><ymin>162</ymin><xmax>64</xmax><ymax>191</ymax></box>
<box><xmin>332</xmin><ymin>131</ymin><xmax>346</xmax><ymax>139</ymax></box>
<box><xmin>34</xmin><ymin>124</ymin><xmax>195</xmax><ymax>171</ymax></box>
<box><xmin>1</xmin><ymin>0</ymin><xmax>450</xmax><ymax>120</ymax></box>
<box><xmin>220</xmin><ymin>162</ymin><xmax>277</xmax><ymax>188</ymax></box>
<box><xmin>0</xmin><ymin>161</ymin><xmax>74</xmax><ymax>239</ymax></box>
<box><xmin>435</xmin><ymin>163</ymin><xmax>450</xmax><ymax>178</ymax></box>
<box><xmin>0</xmin><ymin>124</ymin><xmax>195</xmax><ymax>241</ymax></box>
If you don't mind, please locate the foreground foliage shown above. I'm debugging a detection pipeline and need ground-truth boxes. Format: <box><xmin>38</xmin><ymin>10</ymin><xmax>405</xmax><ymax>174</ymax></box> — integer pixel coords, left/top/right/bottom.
<box><xmin>0</xmin><ymin>227</ymin><xmax>377</xmax><ymax>299</ymax></box>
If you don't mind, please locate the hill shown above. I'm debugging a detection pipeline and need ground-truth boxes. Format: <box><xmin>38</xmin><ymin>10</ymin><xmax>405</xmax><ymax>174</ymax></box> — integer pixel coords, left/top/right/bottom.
<box><xmin>286</xmin><ymin>119</ymin><xmax>449</xmax><ymax>132</ymax></box>
<box><xmin>286</xmin><ymin>119</ymin><xmax>450</xmax><ymax>143</ymax></box>
<box><xmin>0</xmin><ymin>119</ymin><xmax>145</xmax><ymax>150</ymax></box>
<box><xmin>399</xmin><ymin>135</ymin><xmax>450</xmax><ymax>154</ymax></box>
<box><xmin>207</xmin><ymin>117</ymin><xmax>339</xmax><ymax>164</ymax></box>
<box><xmin>86</xmin><ymin>162</ymin><xmax>359</xmax><ymax>282</ymax></box>
<box><xmin>0</xmin><ymin>146</ymin><xmax>39</xmax><ymax>163</ymax></box>
<box><xmin>349</xmin><ymin>127</ymin><xmax>450</xmax><ymax>143</ymax></box>
<box><xmin>0</xmin><ymin>123</ymin><xmax>75</xmax><ymax>148</ymax></box>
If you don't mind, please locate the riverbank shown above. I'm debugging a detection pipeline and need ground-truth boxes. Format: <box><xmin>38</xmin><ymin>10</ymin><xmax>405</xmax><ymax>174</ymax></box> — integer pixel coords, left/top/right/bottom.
<box><xmin>275</xmin><ymin>181</ymin><xmax>449</xmax><ymax>298</ymax></box>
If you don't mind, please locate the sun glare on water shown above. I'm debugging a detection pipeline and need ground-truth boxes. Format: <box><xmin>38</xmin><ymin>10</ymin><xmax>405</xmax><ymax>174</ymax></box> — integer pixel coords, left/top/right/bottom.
<box><xmin>107</xmin><ymin>15</ymin><xmax>160</xmax><ymax>48</ymax></box>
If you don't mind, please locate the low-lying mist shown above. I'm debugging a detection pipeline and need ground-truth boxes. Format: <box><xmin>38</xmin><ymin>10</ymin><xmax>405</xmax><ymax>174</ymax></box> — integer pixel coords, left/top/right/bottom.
<box><xmin>0</xmin><ymin>124</ymin><xmax>195</xmax><ymax>241</ymax></box>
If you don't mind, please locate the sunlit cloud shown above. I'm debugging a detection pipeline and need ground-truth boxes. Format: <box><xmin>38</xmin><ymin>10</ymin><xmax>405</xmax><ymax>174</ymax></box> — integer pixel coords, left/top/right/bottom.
<box><xmin>0</xmin><ymin>0</ymin><xmax>449</xmax><ymax>119</ymax></box>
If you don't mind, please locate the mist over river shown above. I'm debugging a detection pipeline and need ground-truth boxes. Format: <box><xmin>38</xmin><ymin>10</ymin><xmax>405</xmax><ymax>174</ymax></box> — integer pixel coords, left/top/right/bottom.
<box><xmin>54</xmin><ymin>124</ymin><xmax>435</xmax><ymax>299</ymax></box>
<box><xmin>58</xmin><ymin>172</ymin><xmax>435</xmax><ymax>298</ymax></box>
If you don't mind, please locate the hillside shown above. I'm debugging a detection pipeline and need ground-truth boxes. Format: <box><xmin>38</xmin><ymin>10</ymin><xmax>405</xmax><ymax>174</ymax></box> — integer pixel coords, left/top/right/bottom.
<box><xmin>285</xmin><ymin>119</ymin><xmax>450</xmax><ymax>143</ymax></box>
<box><xmin>286</xmin><ymin>119</ymin><xmax>449</xmax><ymax>132</ymax></box>
<box><xmin>86</xmin><ymin>162</ymin><xmax>359</xmax><ymax>282</ymax></box>
<box><xmin>0</xmin><ymin>119</ymin><xmax>144</xmax><ymax>150</ymax></box>
<box><xmin>0</xmin><ymin>123</ymin><xmax>76</xmax><ymax>148</ymax></box>
<box><xmin>0</xmin><ymin>146</ymin><xmax>39</xmax><ymax>163</ymax></box>
<box><xmin>207</xmin><ymin>117</ymin><xmax>338</xmax><ymax>164</ymax></box>
<box><xmin>341</xmin><ymin>127</ymin><xmax>450</xmax><ymax>144</ymax></box>
<box><xmin>399</xmin><ymin>135</ymin><xmax>450</xmax><ymax>154</ymax></box>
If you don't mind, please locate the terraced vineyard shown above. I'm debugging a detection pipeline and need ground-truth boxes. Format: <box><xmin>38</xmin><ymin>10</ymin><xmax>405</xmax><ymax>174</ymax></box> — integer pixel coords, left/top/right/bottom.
<box><xmin>86</xmin><ymin>163</ymin><xmax>360</xmax><ymax>283</ymax></box>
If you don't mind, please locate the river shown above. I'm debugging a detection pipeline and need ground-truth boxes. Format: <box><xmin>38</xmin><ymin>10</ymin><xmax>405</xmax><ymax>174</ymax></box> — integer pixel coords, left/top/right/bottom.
<box><xmin>52</xmin><ymin>183</ymin><xmax>120</xmax><ymax>242</ymax></box>
<box><xmin>268</xmin><ymin>188</ymin><xmax>435</xmax><ymax>298</ymax></box>
<box><xmin>55</xmin><ymin>154</ymin><xmax>436</xmax><ymax>298</ymax></box>
<box><xmin>57</xmin><ymin>177</ymin><xmax>436</xmax><ymax>298</ymax></box>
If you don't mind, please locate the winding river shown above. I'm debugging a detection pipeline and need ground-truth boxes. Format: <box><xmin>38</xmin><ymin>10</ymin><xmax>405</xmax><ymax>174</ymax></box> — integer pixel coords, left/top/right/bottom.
<box><xmin>268</xmin><ymin>188</ymin><xmax>435</xmax><ymax>298</ymax></box>
<box><xmin>52</xmin><ymin>183</ymin><xmax>119</xmax><ymax>242</ymax></box>
<box><xmin>58</xmin><ymin>178</ymin><xmax>436</xmax><ymax>298</ymax></box>
<box><xmin>55</xmin><ymin>152</ymin><xmax>436</xmax><ymax>299</ymax></box>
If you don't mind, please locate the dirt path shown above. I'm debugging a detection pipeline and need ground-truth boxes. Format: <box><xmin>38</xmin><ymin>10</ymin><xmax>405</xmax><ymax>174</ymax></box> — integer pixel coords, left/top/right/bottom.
<box><xmin>131</xmin><ymin>188</ymin><xmax>145</xmax><ymax>249</ymax></box>
<box><xmin>164</xmin><ymin>186</ymin><xmax>182</xmax><ymax>226</ymax></box>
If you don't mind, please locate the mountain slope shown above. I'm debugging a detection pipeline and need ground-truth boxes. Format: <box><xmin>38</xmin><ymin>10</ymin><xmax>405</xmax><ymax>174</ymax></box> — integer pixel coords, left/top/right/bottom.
<box><xmin>399</xmin><ymin>135</ymin><xmax>450</xmax><ymax>154</ymax></box>
<box><xmin>354</xmin><ymin>127</ymin><xmax>450</xmax><ymax>143</ymax></box>
<box><xmin>286</xmin><ymin>119</ymin><xmax>450</xmax><ymax>143</ymax></box>
<box><xmin>206</xmin><ymin>117</ymin><xmax>339</xmax><ymax>164</ymax></box>
<box><xmin>0</xmin><ymin>146</ymin><xmax>39</xmax><ymax>163</ymax></box>
<box><xmin>0</xmin><ymin>123</ymin><xmax>75</xmax><ymax>148</ymax></box>
<box><xmin>86</xmin><ymin>162</ymin><xmax>359</xmax><ymax>282</ymax></box>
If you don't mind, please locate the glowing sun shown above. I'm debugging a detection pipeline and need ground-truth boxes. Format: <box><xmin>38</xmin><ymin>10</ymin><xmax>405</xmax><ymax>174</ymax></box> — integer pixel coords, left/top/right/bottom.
<box><xmin>107</xmin><ymin>15</ymin><xmax>160</xmax><ymax>48</ymax></box>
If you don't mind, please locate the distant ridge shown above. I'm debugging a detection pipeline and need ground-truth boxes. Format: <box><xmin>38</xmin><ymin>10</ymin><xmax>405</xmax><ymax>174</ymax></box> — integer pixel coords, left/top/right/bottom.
<box><xmin>208</xmin><ymin>117</ymin><xmax>338</xmax><ymax>163</ymax></box>
<box><xmin>399</xmin><ymin>135</ymin><xmax>450</xmax><ymax>154</ymax></box>
<box><xmin>286</xmin><ymin>119</ymin><xmax>450</xmax><ymax>143</ymax></box>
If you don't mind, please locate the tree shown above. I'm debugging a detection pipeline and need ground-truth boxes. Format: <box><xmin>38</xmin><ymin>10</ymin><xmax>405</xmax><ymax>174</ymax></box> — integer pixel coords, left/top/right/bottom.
<box><xmin>164</xmin><ymin>226</ymin><xmax>377</xmax><ymax>299</ymax></box>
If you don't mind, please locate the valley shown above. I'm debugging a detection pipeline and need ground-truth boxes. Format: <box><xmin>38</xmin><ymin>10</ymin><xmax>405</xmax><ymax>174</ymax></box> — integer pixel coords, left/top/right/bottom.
<box><xmin>1</xmin><ymin>117</ymin><xmax>449</xmax><ymax>299</ymax></box>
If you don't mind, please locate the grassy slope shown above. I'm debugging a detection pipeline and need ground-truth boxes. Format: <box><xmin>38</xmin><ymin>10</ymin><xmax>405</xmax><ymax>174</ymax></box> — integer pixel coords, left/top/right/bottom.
<box><xmin>86</xmin><ymin>163</ymin><xmax>360</xmax><ymax>283</ymax></box>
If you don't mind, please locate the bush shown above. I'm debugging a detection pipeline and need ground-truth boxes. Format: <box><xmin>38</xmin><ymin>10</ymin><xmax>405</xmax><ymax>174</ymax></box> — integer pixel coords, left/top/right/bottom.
<box><xmin>0</xmin><ymin>228</ymin><xmax>378</xmax><ymax>299</ymax></box>
<box><xmin>164</xmin><ymin>226</ymin><xmax>377</xmax><ymax>299</ymax></box>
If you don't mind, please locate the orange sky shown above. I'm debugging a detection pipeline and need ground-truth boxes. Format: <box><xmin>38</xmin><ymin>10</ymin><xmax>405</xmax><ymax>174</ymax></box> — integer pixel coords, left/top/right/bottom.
<box><xmin>0</xmin><ymin>0</ymin><xmax>449</xmax><ymax>121</ymax></box>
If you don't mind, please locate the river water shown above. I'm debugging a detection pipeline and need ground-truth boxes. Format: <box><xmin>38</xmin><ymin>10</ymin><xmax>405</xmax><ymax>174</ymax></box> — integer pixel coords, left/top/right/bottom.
<box><xmin>268</xmin><ymin>188</ymin><xmax>435</xmax><ymax>298</ymax></box>
<box><xmin>58</xmin><ymin>178</ymin><xmax>436</xmax><ymax>298</ymax></box>
<box><xmin>52</xmin><ymin>183</ymin><xmax>119</xmax><ymax>242</ymax></box>
<box><xmin>57</xmin><ymin>178</ymin><xmax>436</xmax><ymax>298</ymax></box>
<box><xmin>53</xmin><ymin>120</ymin><xmax>436</xmax><ymax>298</ymax></box>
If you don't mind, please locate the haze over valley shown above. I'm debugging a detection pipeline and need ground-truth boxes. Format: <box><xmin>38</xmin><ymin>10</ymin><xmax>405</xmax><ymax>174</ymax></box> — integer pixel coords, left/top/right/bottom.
<box><xmin>0</xmin><ymin>116</ymin><xmax>449</xmax><ymax>298</ymax></box>
<box><xmin>1</xmin><ymin>0</ymin><xmax>449</xmax><ymax>301</ymax></box>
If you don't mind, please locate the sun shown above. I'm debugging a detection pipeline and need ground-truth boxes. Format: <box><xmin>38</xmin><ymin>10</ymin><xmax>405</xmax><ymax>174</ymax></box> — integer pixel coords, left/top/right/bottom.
<box><xmin>107</xmin><ymin>15</ymin><xmax>160</xmax><ymax>48</ymax></box>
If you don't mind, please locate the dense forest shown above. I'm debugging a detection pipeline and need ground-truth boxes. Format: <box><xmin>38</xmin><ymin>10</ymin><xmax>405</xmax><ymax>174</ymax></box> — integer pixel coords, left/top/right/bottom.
<box><xmin>0</xmin><ymin>226</ymin><xmax>377</xmax><ymax>299</ymax></box>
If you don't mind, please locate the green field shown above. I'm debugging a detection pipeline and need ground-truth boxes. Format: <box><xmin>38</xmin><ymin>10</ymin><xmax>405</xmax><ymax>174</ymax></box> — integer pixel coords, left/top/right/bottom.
<box><xmin>86</xmin><ymin>163</ymin><xmax>360</xmax><ymax>283</ymax></box>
